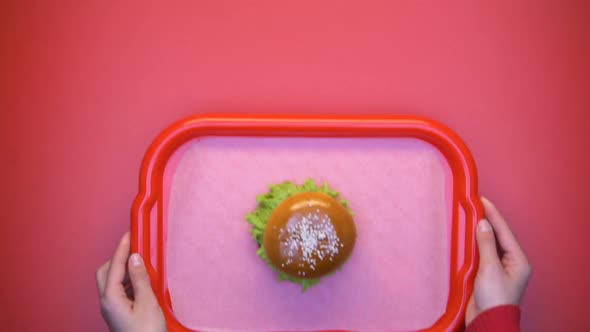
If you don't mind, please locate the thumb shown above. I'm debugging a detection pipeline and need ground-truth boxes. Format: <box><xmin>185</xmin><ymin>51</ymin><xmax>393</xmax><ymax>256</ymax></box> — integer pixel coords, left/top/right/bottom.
<box><xmin>128</xmin><ymin>253</ymin><xmax>157</xmax><ymax>304</ymax></box>
<box><xmin>476</xmin><ymin>219</ymin><xmax>500</xmax><ymax>267</ymax></box>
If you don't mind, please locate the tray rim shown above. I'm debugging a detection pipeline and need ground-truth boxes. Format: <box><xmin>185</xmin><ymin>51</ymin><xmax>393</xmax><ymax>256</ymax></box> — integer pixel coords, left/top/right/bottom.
<box><xmin>131</xmin><ymin>114</ymin><xmax>484</xmax><ymax>332</ymax></box>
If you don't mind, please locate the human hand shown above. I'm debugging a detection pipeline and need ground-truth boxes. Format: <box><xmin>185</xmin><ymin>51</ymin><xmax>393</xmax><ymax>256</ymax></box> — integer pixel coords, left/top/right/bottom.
<box><xmin>96</xmin><ymin>232</ymin><xmax>166</xmax><ymax>332</ymax></box>
<box><xmin>465</xmin><ymin>197</ymin><xmax>532</xmax><ymax>325</ymax></box>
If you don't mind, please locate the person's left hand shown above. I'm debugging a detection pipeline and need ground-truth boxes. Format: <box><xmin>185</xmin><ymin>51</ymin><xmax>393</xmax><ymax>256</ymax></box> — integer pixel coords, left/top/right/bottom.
<box><xmin>96</xmin><ymin>232</ymin><xmax>167</xmax><ymax>332</ymax></box>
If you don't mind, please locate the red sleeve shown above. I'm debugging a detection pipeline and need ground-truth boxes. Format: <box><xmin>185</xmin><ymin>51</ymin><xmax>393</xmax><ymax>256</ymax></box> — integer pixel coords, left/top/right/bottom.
<box><xmin>465</xmin><ymin>305</ymin><xmax>521</xmax><ymax>332</ymax></box>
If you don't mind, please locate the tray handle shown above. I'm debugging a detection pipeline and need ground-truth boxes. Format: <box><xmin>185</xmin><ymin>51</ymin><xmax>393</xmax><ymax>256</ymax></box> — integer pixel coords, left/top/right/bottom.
<box><xmin>131</xmin><ymin>195</ymin><xmax>161</xmax><ymax>283</ymax></box>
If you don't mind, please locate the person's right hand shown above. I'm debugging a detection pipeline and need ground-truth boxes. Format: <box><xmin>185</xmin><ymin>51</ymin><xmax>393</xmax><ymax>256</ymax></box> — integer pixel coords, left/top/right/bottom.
<box><xmin>465</xmin><ymin>197</ymin><xmax>532</xmax><ymax>325</ymax></box>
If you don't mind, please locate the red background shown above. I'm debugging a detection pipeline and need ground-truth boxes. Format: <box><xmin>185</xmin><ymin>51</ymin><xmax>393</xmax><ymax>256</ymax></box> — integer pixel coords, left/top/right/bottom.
<box><xmin>1</xmin><ymin>1</ymin><xmax>589</xmax><ymax>331</ymax></box>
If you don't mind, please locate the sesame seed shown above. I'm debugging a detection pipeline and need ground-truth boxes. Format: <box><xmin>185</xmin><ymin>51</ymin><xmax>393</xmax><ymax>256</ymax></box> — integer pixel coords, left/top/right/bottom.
<box><xmin>278</xmin><ymin>210</ymin><xmax>342</xmax><ymax>271</ymax></box>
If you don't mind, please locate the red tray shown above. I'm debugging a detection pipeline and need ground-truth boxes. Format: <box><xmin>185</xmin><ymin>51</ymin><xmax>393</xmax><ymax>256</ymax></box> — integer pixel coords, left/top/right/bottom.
<box><xmin>131</xmin><ymin>115</ymin><xmax>483</xmax><ymax>332</ymax></box>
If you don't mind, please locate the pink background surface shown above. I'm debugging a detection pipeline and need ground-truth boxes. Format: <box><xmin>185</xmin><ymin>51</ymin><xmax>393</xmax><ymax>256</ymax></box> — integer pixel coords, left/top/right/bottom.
<box><xmin>1</xmin><ymin>1</ymin><xmax>589</xmax><ymax>331</ymax></box>
<box><xmin>165</xmin><ymin>137</ymin><xmax>450</xmax><ymax>331</ymax></box>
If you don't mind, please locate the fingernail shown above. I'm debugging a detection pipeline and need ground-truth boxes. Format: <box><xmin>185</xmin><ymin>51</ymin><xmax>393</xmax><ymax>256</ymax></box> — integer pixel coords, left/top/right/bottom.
<box><xmin>478</xmin><ymin>219</ymin><xmax>492</xmax><ymax>232</ymax></box>
<box><xmin>481</xmin><ymin>196</ymin><xmax>493</xmax><ymax>205</ymax></box>
<box><xmin>130</xmin><ymin>253</ymin><xmax>143</xmax><ymax>267</ymax></box>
